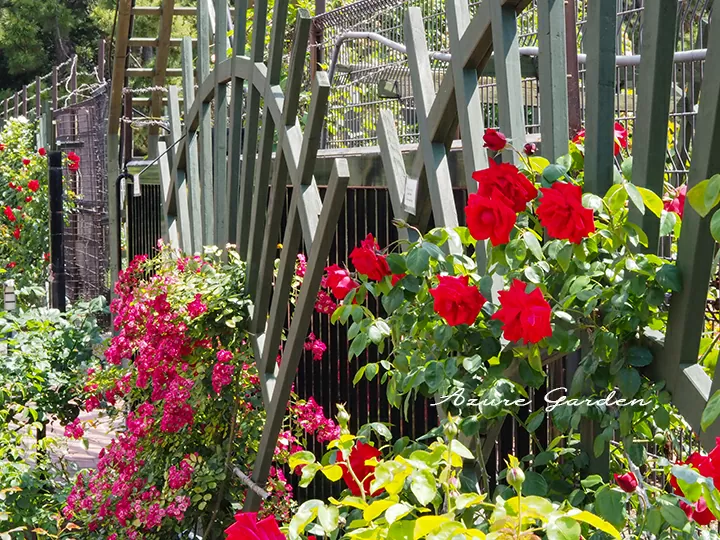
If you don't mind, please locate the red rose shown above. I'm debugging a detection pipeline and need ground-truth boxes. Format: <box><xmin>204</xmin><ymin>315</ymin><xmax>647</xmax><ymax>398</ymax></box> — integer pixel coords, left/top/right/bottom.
<box><xmin>572</xmin><ymin>129</ymin><xmax>585</xmax><ymax>144</ymax></box>
<box><xmin>224</xmin><ymin>512</ymin><xmax>285</xmax><ymax>540</ymax></box>
<box><xmin>482</xmin><ymin>128</ymin><xmax>507</xmax><ymax>152</ymax></box>
<box><xmin>325</xmin><ymin>264</ymin><xmax>359</xmax><ymax>300</ymax></box>
<box><xmin>4</xmin><ymin>206</ymin><xmax>16</xmax><ymax>222</ymax></box>
<box><xmin>0</xmin><ymin>144</ymin><xmax>5</xmax><ymax>151</ymax></box>
<box><xmin>22</xmin><ymin>158</ymin><xmax>30</xmax><ymax>166</ymax></box>
<box><xmin>523</xmin><ymin>143</ymin><xmax>537</xmax><ymax>156</ymax></box>
<box><xmin>681</xmin><ymin>498</ymin><xmax>716</xmax><ymax>526</ymax></box>
<box><xmin>6</xmin><ymin>262</ymin><xmax>15</xmax><ymax>269</ymax></box>
<box><xmin>28</xmin><ymin>179</ymin><xmax>39</xmax><ymax>192</ymax></box>
<box><xmin>12</xmin><ymin>228</ymin><xmax>20</xmax><ymax>240</ymax></box>
<box><xmin>614</xmin><ymin>472</ymin><xmax>637</xmax><ymax>493</ymax></box>
<box><xmin>68</xmin><ymin>151</ymin><xmax>80</xmax><ymax>163</ymax></box>
<box><xmin>8</xmin><ymin>182</ymin><xmax>14</xmax><ymax>189</ymax></box>
<box><xmin>25</xmin><ymin>196</ymin><xmax>32</xmax><ymax>203</ymax></box>
<box><xmin>38</xmin><ymin>147</ymin><xmax>46</xmax><ymax>157</ymax></box>
<box><xmin>391</xmin><ymin>274</ymin><xmax>405</xmax><ymax>286</ymax></box>
<box><xmin>664</xmin><ymin>184</ymin><xmax>686</xmax><ymax>219</ymax></box>
<box><xmin>465</xmin><ymin>191</ymin><xmax>516</xmax><ymax>246</ymax></box>
<box><xmin>472</xmin><ymin>161</ymin><xmax>538</xmax><ymax>213</ymax></box>
<box><xmin>670</xmin><ymin>439</ymin><xmax>720</xmax><ymax>526</ymax></box>
<box><xmin>536</xmin><ymin>182</ymin><xmax>595</xmax><ymax>244</ymax></box>
<box><xmin>338</xmin><ymin>441</ymin><xmax>383</xmax><ymax>497</ymax></box>
<box><xmin>492</xmin><ymin>279</ymin><xmax>552</xmax><ymax>344</ymax></box>
<box><xmin>350</xmin><ymin>234</ymin><xmax>391</xmax><ymax>281</ymax></box>
<box><xmin>429</xmin><ymin>275</ymin><xmax>485</xmax><ymax>326</ymax></box>
<box><xmin>44</xmin><ymin>253</ymin><xmax>50</xmax><ymax>262</ymax></box>
<box><xmin>614</xmin><ymin>122</ymin><xmax>628</xmax><ymax>156</ymax></box>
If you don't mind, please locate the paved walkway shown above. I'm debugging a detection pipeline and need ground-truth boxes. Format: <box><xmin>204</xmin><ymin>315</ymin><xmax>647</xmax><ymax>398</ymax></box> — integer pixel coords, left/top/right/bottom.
<box><xmin>46</xmin><ymin>412</ymin><xmax>120</xmax><ymax>470</ymax></box>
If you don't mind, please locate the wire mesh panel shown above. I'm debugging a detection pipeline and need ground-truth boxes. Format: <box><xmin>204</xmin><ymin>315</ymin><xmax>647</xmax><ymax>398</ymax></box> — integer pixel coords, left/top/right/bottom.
<box><xmin>53</xmin><ymin>89</ymin><xmax>111</xmax><ymax>305</ymax></box>
<box><xmin>126</xmin><ymin>183</ymin><xmax>164</xmax><ymax>263</ymax></box>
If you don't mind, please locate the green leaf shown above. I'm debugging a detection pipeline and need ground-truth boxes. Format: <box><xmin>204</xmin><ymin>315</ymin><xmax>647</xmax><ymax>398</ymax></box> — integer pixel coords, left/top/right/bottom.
<box><xmin>593</xmin><ymin>487</ymin><xmax>626</xmax><ymax>530</ymax></box>
<box><xmin>411</xmin><ymin>469</ymin><xmax>437</xmax><ymax>506</ymax></box>
<box><xmin>385</xmin><ymin>503</ymin><xmax>414</xmax><ymax>524</ymax></box>
<box><xmin>557</xmin><ymin>154</ymin><xmax>573</xmax><ymax>171</ymax></box>
<box><xmin>659</xmin><ymin>211</ymin><xmax>678</xmax><ymax>236</ymax></box>
<box><xmin>386</xmin><ymin>253</ymin><xmax>407</xmax><ymax>274</ymax></box>
<box><xmin>637</xmin><ymin>187</ymin><xmax>664</xmax><ymax>218</ymax></box>
<box><xmin>702</xmin><ymin>389</ymin><xmax>720</xmax><ymax>431</ymax></box>
<box><xmin>580</xmin><ymin>475</ymin><xmax>604</xmax><ymax>489</ymax></box>
<box><xmin>656</xmin><ymin>264</ymin><xmax>682</xmax><ymax>292</ymax></box>
<box><xmin>687</xmin><ymin>177</ymin><xmax>720</xmax><ymax>218</ymax></box>
<box><xmin>525</xmin><ymin>409</ymin><xmax>545</xmax><ymax>433</ymax></box>
<box><xmin>660</xmin><ymin>503</ymin><xmax>689</xmax><ymax>529</ymax></box>
<box><xmin>546</xmin><ymin>517</ymin><xmax>581</xmax><ymax>540</ymax></box>
<box><xmin>407</xmin><ymin>246</ymin><xmax>431</xmax><ymax>275</ymax></box>
<box><xmin>557</xmin><ymin>243</ymin><xmax>573</xmax><ymax>272</ymax></box>
<box><xmin>289</xmin><ymin>451</ymin><xmax>317</xmax><ymax>471</ymax></box>
<box><xmin>711</xmin><ymin>210</ymin><xmax>720</xmax><ymax>243</ymax></box>
<box><xmin>522</xmin><ymin>471</ymin><xmax>548</xmax><ymax>496</ymax></box>
<box><xmin>705</xmin><ymin>174</ymin><xmax>720</xmax><ymax>212</ymax></box>
<box><xmin>529</xmin><ymin>156</ymin><xmax>551</xmax><ymax>174</ymax></box>
<box><xmin>318</xmin><ymin>504</ymin><xmax>339</xmax><ymax>533</ymax></box>
<box><xmin>299</xmin><ymin>463</ymin><xmax>322</xmax><ymax>487</ymax></box>
<box><xmin>543</xmin><ymin>164</ymin><xmax>568</xmax><ymax>184</ymax></box>
<box><xmin>616</xmin><ymin>368</ymin><xmax>641</xmax><ymax>398</ymax></box>
<box><xmin>620</xmin><ymin>157</ymin><xmax>633</xmax><ymax>181</ymax></box>
<box><xmin>625</xmin><ymin>183</ymin><xmax>644</xmax><ymax>215</ymax></box>
<box><xmin>565</xmin><ymin>510</ymin><xmax>621</xmax><ymax>539</ymax></box>
<box><xmin>462</xmin><ymin>355</ymin><xmax>484</xmax><ymax>374</ymax></box>
<box><xmin>627</xmin><ymin>346</ymin><xmax>653</xmax><ymax>367</ymax></box>
<box><xmin>522</xmin><ymin>231</ymin><xmax>544</xmax><ymax>260</ymax></box>
<box><xmin>349</xmin><ymin>333</ymin><xmax>369</xmax><ymax>359</ymax></box>
<box><xmin>413</xmin><ymin>516</ymin><xmax>449</xmax><ymax>539</ymax></box>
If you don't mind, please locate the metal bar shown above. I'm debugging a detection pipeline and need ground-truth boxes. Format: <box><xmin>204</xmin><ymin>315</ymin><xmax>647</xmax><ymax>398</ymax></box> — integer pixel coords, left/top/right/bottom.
<box><xmin>49</xmin><ymin>152</ymin><xmax>66</xmax><ymax>312</ymax></box>
<box><xmin>537</xmin><ymin>0</ymin><xmax>568</xmax><ymax>161</ymax></box>
<box><xmin>583</xmin><ymin>0</ymin><xmax>616</xmax><ymax>196</ymax></box>
<box><xmin>629</xmin><ymin>0</ymin><xmax>679</xmax><ymax>253</ymax></box>
<box><xmin>182</xmin><ymin>37</ymin><xmax>204</xmax><ymax>252</ymax></box>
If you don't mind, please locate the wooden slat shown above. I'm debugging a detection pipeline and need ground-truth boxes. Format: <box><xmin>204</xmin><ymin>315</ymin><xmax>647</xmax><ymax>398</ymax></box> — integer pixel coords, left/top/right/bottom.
<box><xmin>582</xmin><ymin>0</ymin><xmax>616</xmax><ymax>195</ymax></box>
<box><xmin>490</xmin><ymin>0</ymin><xmax>526</xmax><ymax>164</ymax></box>
<box><xmin>629</xmin><ymin>0</ymin><xmax>678</xmax><ymax>253</ymax></box>
<box><xmin>181</xmin><ymin>37</ymin><xmax>204</xmax><ymax>252</ymax></box>
<box><xmin>158</xmin><ymin>140</ymin><xmax>179</xmax><ymax>247</ymax></box>
<box><xmin>377</xmin><ymin>110</ymin><xmax>411</xmax><ymax>244</ymax></box>
<box><xmin>35</xmin><ymin>77</ymin><xmax>41</xmax><ymax>118</ymax></box>
<box><xmin>214</xmin><ymin>0</ymin><xmax>230</xmax><ymax>245</ymax></box>
<box><xmin>225</xmin><ymin>0</ymin><xmax>249</xmax><ymax>245</ymax></box>
<box><xmin>197</xmin><ymin>0</ymin><xmax>215</xmax><ymax>246</ymax></box>
<box><xmin>126</xmin><ymin>68</ymin><xmax>183</xmax><ymax>77</ymax></box>
<box><xmin>132</xmin><ymin>5</ymin><xmax>235</xmax><ymax>16</ymax></box>
<box><xmin>404</xmin><ymin>7</ymin><xmax>458</xmax><ymax>229</ymax></box>
<box><xmin>149</xmin><ymin>0</ymin><xmax>176</xmax><ymax>156</ymax></box>
<box><xmin>537</xmin><ymin>0</ymin><xmax>568</xmax><ymax>161</ymax></box>
<box><xmin>243</xmin><ymin>159</ymin><xmax>350</xmax><ymax>512</ymax></box>
<box><xmin>168</xmin><ymin>85</ymin><xmax>193</xmax><ymax>253</ymax></box>
<box><xmin>128</xmin><ymin>37</ymin><xmax>192</xmax><ymax>47</ymax></box>
<box><xmin>108</xmin><ymin>0</ymin><xmax>133</xmax><ymax>134</ymax></box>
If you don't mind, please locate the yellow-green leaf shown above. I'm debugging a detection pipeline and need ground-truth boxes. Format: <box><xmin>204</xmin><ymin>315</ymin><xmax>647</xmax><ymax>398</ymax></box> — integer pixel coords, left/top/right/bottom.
<box><xmin>321</xmin><ymin>464</ymin><xmax>344</xmax><ymax>482</ymax></box>
<box><xmin>414</xmin><ymin>516</ymin><xmax>451</xmax><ymax>539</ymax></box>
<box><xmin>364</xmin><ymin>499</ymin><xmax>396</xmax><ymax>521</ymax></box>
<box><xmin>637</xmin><ymin>187</ymin><xmax>664</xmax><ymax>218</ymax></box>
<box><xmin>565</xmin><ymin>509</ymin><xmax>621</xmax><ymax>539</ymax></box>
<box><xmin>328</xmin><ymin>496</ymin><xmax>368</xmax><ymax>510</ymax></box>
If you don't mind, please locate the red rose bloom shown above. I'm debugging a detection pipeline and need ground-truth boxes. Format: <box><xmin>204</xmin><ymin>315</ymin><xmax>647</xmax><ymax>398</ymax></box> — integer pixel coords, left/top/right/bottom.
<box><xmin>465</xmin><ymin>191</ymin><xmax>516</xmax><ymax>246</ymax></box>
<box><xmin>224</xmin><ymin>512</ymin><xmax>285</xmax><ymax>540</ymax></box>
<box><xmin>12</xmin><ymin>228</ymin><xmax>20</xmax><ymax>240</ymax></box>
<box><xmin>38</xmin><ymin>147</ymin><xmax>46</xmax><ymax>157</ymax></box>
<box><xmin>492</xmin><ymin>279</ymin><xmax>552</xmax><ymax>344</ymax></box>
<box><xmin>523</xmin><ymin>143</ymin><xmax>537</xmax><ymax>156</ymax></box>
<box><xmin>614</xmin><ymin>122</ymin><xmax>628</xmax><ymax>156</ymax></box>
<box><xmin>614</xmin><ymin>472</ymin><xmax>637</xmax><ymax>493</ymax></box>
<box><xmin>482</xmin><ymin>128</ymin><xmax>507</xmax><ymax>152</ymax></box>
<box><xmin>25</xmin><ymin>196</ymin><xmax>32</xmax><ymax>203</ymax></box>
<box><xmin>338</xmin><ymin>441</ymin><xmax>383</xmax><ymax>497</ymax></box>
<box><xmin>681</xmin><ymin>498</ymin><xmax>716</xmax><ymax>526</ymax></box>
<box><xmin>4</xmin><ymin>206</ymin><xmax>16</xmax><ymax>222</ymax></box>
<box><xmin>22</xmin><ymin>158</ymin><xmax>30</xmax><ymax>166</ymax></box>
<box><xmin>350</xmin><ymin>234</ymin><xmax>391</xmax><ymax>281</ymax></box>
<box><xmin>429</xmin><ymin>275</ymin><xmax>485</xmax><ymax>326</ymax></box>
<box><xmin>28</xmin><ymin>179</ymin><xmax>39</xmax><ymax>192</ymax></box>
<box><xmin>572</xmin><ymin>129</ymin><xmax>585</xmax><ymax>144</ymax></box>
<box><xmin>664</xmin><ymin>184</ymin><xmax>686</xmax><ymax>219</ymax></box>
<box><xmin>68</xmin><ymin>151</ymin><xmax>80</xmax><ymax>172</ymax></box>
<box><xmin>472</xmin><ymin>161</ymin><xmax>538</xmax><ymax>213</ymax></box>
<box><xmin>325</xmin><ymin>264</ymin><xmax>359</xmax><ymax>300</ymax></box>
<box><xmin>6</xmin><ymin>262</ymin><xmax>15</xmax><ymax>269</ymax></box>
<box><xmin>537</xmin><ymin>182</ymin><xmax>595</xmax><ymax>244</ymax></box>
<box><xmin>670</xmin><ymin>439</ymin><xmax>720</xmax><ymax>525</ymax></box>
<box><xmin>391</xmin><ymin>274</ymin><xmax>405</xmax><ymax>286</ymax></box>
<box><xmin>0</xmin><ymin>144</ymin><xmax>5</xmax><ymax>151</ymax></box>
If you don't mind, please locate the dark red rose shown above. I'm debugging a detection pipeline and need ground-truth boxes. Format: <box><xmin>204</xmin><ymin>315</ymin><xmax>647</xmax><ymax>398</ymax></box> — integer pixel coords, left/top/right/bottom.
<box><xmin>0</xmin><ymin>144</ymin><xmax>5</xmax><ymax>151</ymax></box>
<box><xmin>492</xmin><ymin>279</ymin><xmax>552</xmax><ymax>344</ymax></box>
<box><xmin>465</xmin><ymin>191</ymin><xmax>516</xmax><ymax>246</ymax></box>
<box><xmin>325</xmin><ymin>264</ymin><xmax>359</xmax><ymax>300</ymax></box>
<box><xmin>664</xmin><ymin>184</ymin><xmax>686</xmax><ymax>219</ymax></box>
<box><xmin>38</xmin><ymin>147</ymin><xmax>46</xmax><ymax>157</ymax></box>
<box><xmin>429</xmin><ymin>275</ymin><xmax>485</xmax><ymax>326</ymax></box>
<box><xmin>350</xmin><ymin>234</ymin><xmax>391</xmax><ymax>281</ymax></box>
<box><xmin>523</xmin><ymin>143</ymin><xmax>537</xmax><ymax>156</ymax></box>
<box><xmin>24</xmin><ymin>196</ymin><xmax>32</xmax><ymax>203</ymax></box>
<box><xmin>12</xmin><ymin>228</ymin><xmax>20</xmax><ymax>240</ymax></box>
<box><xmin>391</xmin><ymin>274</ymin><xmax>405</xmax><ymax>286</ymax></box>
<box><xmin>670</xmin><ymin>438</ymin><xmax>720</xmax><ymax>526</ymax></box>
<box><xmin>681</xmin><ymin>498</ymin><xmax>716</xmax><ymax>525</ymax></box>
<box><xmin>614</xmin><ymin>122</ymin><xmax>628</xmax><ymax>156</ymax></box>
<box><xmin>6</xmin><ymin>262</ymin><xmax>15</xmax><ymax>269</ymax></box>
<box><xmin>4</xmin><ymin>206</ymin><xmax>16</xmax><ymax>222</ymax></box>
<box><xmin>224</xmin><ymin>512</ymin><xmax>285</xmax><ymax>540</ymax></box>
<box><xmin>28</xmin><ymin>179</ymin><xmax>39</xmax><ymax>192</ymax></box>
<box><xmin>537</xmin><ymin>182</ymin><xmax>595</xmax><ymax>244</ymax></box>
<box><xmin>614</xmin><ymin>472</ymin><xmax>637</xmax><ymax>493</ymax></box>
<box><xmin>21</xmin><ymin>158</ymin><xmax>30</xmax><ymax>166</ymax></box>
<box><xmin>338</xmin><ymin>441</ymin><xmax>383</xmax><ymax>497</ymax></box>
<box><xmin>472</xmin><ymin>161</ymin><xmax>538</xmax><ymax>213</ymax></box>
<box><xmin>483</xmin><ymin>128</ymin><xmax>507</xmax><ymax>152</ymax></box>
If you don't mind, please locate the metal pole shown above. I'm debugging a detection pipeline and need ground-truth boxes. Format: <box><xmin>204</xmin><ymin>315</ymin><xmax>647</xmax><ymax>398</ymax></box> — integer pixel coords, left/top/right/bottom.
<box><xmin>49</xmin><ymin>152</ymin><xmax>66</xmax><ymax>312</ymax></box>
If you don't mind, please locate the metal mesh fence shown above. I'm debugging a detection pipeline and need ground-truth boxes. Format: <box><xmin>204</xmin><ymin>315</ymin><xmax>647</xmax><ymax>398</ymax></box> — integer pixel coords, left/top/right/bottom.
<box><xmin>53</xmin><ymin>88</ymin><xmax>111</xmax><ymax>308</ymax></box>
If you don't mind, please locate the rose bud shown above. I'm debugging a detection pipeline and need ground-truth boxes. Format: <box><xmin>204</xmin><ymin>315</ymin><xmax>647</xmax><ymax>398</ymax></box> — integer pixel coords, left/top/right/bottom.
<box><xmin>614</xmin><ymin>471</ymin><xmax>638</xmax><ymax>493</ymax></box>
<box><xmin>507</xmin><ymin>466</ymin><xmax>525</xmax><ymax>491</ymax></box>
<box><xmin>524</xmin><ymin>143</ymin><xmax>537</xmax><ymax>156</ymax></box>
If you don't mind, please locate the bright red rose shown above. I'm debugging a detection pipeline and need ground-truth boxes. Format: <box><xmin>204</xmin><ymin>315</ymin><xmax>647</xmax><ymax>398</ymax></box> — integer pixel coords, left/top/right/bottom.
<box><xmin>4</xmin><ymin>206</ymin><xmax>16</xmax><ymax>222</ymax></box>
<box><xmin>465</xmin><ymin>191</ymin><xmax>516</xmax><ymax>246</ymax></box>
<box><xmin>224</xmin><ymin>512</ymin><xmax>285</xmax><ymax>540</ymax></box>
<box><xmin>429</xmin><ymin>275</ymin><xmax>485</xmax><ymax>327</ymax></box>
<box><xmin>523</xmin><ymin>143</ymin><xmax>537</xmax><ymax>156</ymax></box>
<box><xmin>664</xmin><ymin>184</ymin><xmax>687</xmax><ymax>219</ymax></box>
<box><xmin>325</xmin><ymin>264</ymin><xmax>359</xmax><ymax>300</ymax></box>
<box><xmin>338</xmin><ymin>441</ymin><xmax>383</xmax><ymax>497</ymax></box>
<box><xmin>0</xmin><ymin>144</ymin><xmax>5</xmax><ymax>151</ymax></box>
<box><xmin>350</xmin><ymin>234</ymin><xmax>391</xmax><ymax>281</ymax></box>
<box><xmin>6</xmin><ymin>262</ymin><xmax>15</xmax><ymax>269</ymax></box>
<box><xmin>68</xmin><ymin>151</ymin><xmax>80</xmax><ymax>172</ymax></box>
<box><xmin>614</xmin><ymin>122</ymin><xmax>628</xmax><ymax>156</ymax></box>
<box><xmin>472</xmin><ymin>161</ymin><xmax>538</xmax><ymax>213</ymax></box>
<box><xmin>25</xmin><ymin>196</ymin><xmax>32</xmax><ymax>203</ymax></box>
<box><xmin>681</xmin><ymin>498</ymin><xmax>716</xmax><ymax>526</ymax></box>
<box><xmin>537</xmin><ymin>182</ymin><xmax>595</xmax><ymax>244</ymax></box>
<box><xmin>391</xmin><ymin>274</ymin><xmax>405</xmax><ymax>286</ymax></box>
<box><xmin>21</xmin><ymin>158</ymin><xmax>30</xmax><ymax>166</ymax></box>
<box><xmin>12</xmin><ymin>228</ymin><xmax>20</xmax><ymax>240</ymax></box>
<box><xmin>482</xmin><ymin>128</ymin><xmax>507</xmax><ymax>152</ymax></box>
<box><xmin>572</xmin><ymin>129</ymin><xmax>585</xmax><ymax>144</ymax></box>
<box><xmin>28</xmin><ymin>179</ymin><xmax>39</xmax><ymax>192</ymax></box>
<box><xmin>614</xmin><ymin>472</ymin><xmax>637</xmax><ymax>493</ymax></box>
<box><xmin>492</xmin><ymin>279</ymin><xmax>552</xmax><ymax>344</ymax></box>
<box><xmin>38</xmin><ymin>147</ymin><xmax>46</xmax><ymax>157</ymax></box>
<box><xmin>670</xmin><ymin>439</ymin><xmax>720</xmax><ymax>525</ymax></box>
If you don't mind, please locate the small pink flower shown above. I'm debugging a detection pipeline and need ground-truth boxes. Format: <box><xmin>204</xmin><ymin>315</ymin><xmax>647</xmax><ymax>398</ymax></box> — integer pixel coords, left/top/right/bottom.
<box><xmin>187</xmin><ymin>294</ymin><xmax>207</xmax><ymax>318</ymax></box>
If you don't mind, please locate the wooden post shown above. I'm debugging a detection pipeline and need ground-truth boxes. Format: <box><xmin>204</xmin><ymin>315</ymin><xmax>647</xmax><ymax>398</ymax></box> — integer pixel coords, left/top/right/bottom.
<box><xmin>35</xmin><ymin>77</ymin><xmax>41</xmax><ymax>118</ymax></box>
<box><xmin>565</xmin><ymin>0</ymin><xmax>581</xmax><ymax>136</ymax></box>
<box><xmin>14</xmin><ymin>92</ymin><xmax>19</xmax><ymax>116</ymax></box>
<box><xmin>71</xmin><ymin>56</ymin><xmax>78</xmax><ymax>106</ymax></box>
<box><xmin>52</xmin><ymin>67</ymin><xmax>59</xmax><ymax>110</ymax></box>
<box><xmin>22</xmin><ymin>85</ymin><xmax>27</xmax><ymax>116</ymax></box>
<box><xmin>49</xmin><ymin>151</ymin><xmax>66</xmax><ymax>312</ymax></box>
